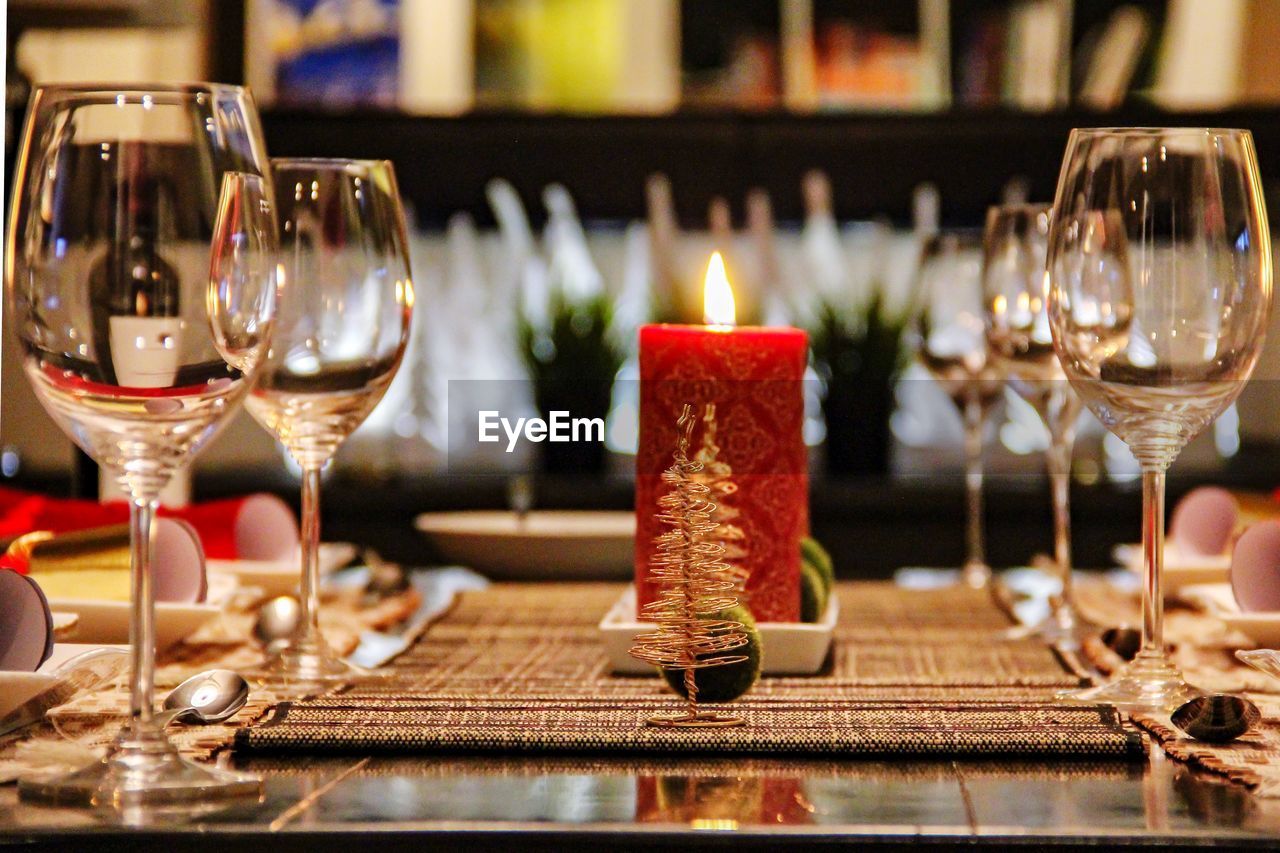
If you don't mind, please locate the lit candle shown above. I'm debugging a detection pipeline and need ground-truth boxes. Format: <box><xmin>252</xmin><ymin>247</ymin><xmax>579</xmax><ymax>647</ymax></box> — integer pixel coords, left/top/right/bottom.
<box><xmin>635</xmin><ymin>253</ymin><xmax>808</xmax><ymax>622</ymax></box>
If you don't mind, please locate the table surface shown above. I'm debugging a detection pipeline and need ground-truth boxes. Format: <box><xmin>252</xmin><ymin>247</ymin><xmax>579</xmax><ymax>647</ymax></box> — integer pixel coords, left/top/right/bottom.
<box><xmin>3</xmin><ymin>574</ymin><xmax>1278</xmax><ymax>851</ymax></box>
<box><xmin>3</xmin><ymin>748</ymin><xmax>1277</xmax><ymax>851</ymax></box>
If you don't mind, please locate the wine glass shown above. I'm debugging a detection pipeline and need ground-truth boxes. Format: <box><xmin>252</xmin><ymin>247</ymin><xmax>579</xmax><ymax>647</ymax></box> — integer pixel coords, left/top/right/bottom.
<box><xmin>6</xmin><ymin>84</ymin><xmax>276</xmax><ymax>806</ymax></box>
<box><xmin>1047</xmin><ymin>128</ymin><xmax>1272</xmax><ymax>712</ymax></box>
<box><xmin>914</xmin><ymin>231</ymin><xmax>1006</xmax><ymax>588</ymax></box>
<box><xmin>247</xmin><ymin>158</ymin><xmax>413</xmax><ymax>691</ymax></box>
<box><xmin>983</xmin><ymin>203</ymin><xmax>1088</xmax><ymax>647</ymax></box>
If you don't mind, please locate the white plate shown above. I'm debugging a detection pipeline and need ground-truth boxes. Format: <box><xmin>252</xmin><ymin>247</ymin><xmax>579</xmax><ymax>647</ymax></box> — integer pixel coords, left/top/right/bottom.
<box><xmin>599</xmin><ymin>584</ymin><xmax>837</xmax><ymax>676</ymax></box>
<box><xmin>206</xmin><ymin>542</ymin><xmax>358</xmax><ymax>597</ymax></box>
<box><xmin>44</xmin><ymin>574</ymin><xmax>236</xmax><ymax>650</ymax></box>
<box><xmin>416</xmin><ymin>511</ymin><xmax>635</xmax><ymax>580</ymax></box>
<box><xmin>1179</xmin><ymin>582</ymin><xmax>1280</xmax><ymax>646</ymax></box>
<box><xmin>1113</xmin><ymin>542</ymin><xmax>1230</xmax><ymax>590</ymax></box>
<box><xmin>0</xmin><ymin>671</ymin><xmax>60</xmax><ymax>718</ymax></box>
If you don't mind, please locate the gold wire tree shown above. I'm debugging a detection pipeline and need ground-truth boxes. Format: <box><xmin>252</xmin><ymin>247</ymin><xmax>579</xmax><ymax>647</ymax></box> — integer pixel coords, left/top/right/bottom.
<box><xmin>630</xmin><ymin>403</ymin><xmax>750</xmax><ymax>728</ymax></box>
<box><xmin>693</xmin><ymin>403</ymin><xmax>749</xmax><ymax>592</ymax></box>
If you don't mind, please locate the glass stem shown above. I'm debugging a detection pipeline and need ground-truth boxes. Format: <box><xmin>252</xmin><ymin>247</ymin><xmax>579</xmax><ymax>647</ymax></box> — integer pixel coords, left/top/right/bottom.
<box><xmin>298</xmin><ymin>464</ymin><xmax>324</xmax><ymax>645</ymax></box>
<box><xmin>128</xmin><ymin>496</ymin><xmax>157</xmax><ymax>727</ymax></box>
<box><xmin>962</xmin><ymin>391</ymin><xmax>988</xmax><ymax>587</ymax></box>
<box><xmin>1139</xmin><ymin>466</ymin><xmax>1166</xmax><ymax>660</ymax></box>
<box><xmin>1047</xmin><ymin>430</ymin><xmax>1075</xmax><ymax>616</ymax></box>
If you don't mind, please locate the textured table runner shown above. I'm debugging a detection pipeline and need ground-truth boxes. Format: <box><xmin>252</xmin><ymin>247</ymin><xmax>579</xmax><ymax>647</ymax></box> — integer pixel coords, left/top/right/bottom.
<box><xmin>1075</xmin><ymin>580</ymin><xmax>1280</xmax><ymax>796</ymax></box>
<box><xmin>239</xmin><ymin>582</ymin><xmax>1143</xmax><ymax>759</ymax></box>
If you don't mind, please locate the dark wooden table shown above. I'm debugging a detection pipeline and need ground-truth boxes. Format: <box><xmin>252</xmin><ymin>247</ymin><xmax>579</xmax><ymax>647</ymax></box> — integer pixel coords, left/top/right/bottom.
<box><xmin>1</xmin><ymin>746</ymin><xmax>1276</xmax><ymax>851</ymax></box>
<box><xmin>3</xmin><ymin>570</ymin><xmax>1278</xmax><ymax>852</ymax></box>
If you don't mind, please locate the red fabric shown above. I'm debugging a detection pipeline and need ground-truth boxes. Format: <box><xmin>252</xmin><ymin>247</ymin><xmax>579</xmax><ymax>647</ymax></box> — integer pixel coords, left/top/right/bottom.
<box><xmin>635</xmin><ymin>324</ymin><xmax>808</xmax><ymax>622</ymax></box>
<box><xmin>0</xmin><ymin>485</ymin><xmax>283</xmax><ymax>560</ymax></box>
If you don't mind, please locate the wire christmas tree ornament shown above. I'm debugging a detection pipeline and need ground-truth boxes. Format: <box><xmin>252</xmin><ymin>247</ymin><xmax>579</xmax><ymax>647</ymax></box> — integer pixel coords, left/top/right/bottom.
<box><xmin>630</xmin><ymin>402</ymin><xmax>750</xmax><ymax>729</ymax></box>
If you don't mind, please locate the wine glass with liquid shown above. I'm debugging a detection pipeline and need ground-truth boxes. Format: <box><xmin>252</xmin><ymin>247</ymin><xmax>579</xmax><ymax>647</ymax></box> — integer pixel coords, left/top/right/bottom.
<box><xmin>914</xmin><ymin>231</ymin><xmax>1006</xmax><ymax>588</ymax></box>
<box><xmin>983</xmin><ymin>203</ymin><xmax>1088</xmax><ymax>647</ymax></box>
<box><xmin>247</xmin><ymin>158</ymin><xmax>413</xmax><ymax>691</ymax></box>
<box><xmin>6</xmin><ymin>84</ymin><xmax>276</xmax><ymax>807</ymax></box>
<box><xmin>1047</xmin><ymin>128</ymin><xmax>1272</xmax><ymax>712</ymax></box>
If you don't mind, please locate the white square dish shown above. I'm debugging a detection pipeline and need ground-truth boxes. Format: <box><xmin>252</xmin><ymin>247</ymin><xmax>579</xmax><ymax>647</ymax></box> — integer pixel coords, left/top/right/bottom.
<box><xmin>598</xmin><ymin>584</ymin><xmax>837</xmax><ymax>676</ymax></box>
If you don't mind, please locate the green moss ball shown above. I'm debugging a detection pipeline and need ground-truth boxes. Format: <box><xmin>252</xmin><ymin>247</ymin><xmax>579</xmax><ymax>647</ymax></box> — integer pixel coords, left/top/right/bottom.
<box><xmin>661</xmin><ymin>604</ymin><xmax>762</xmax><ymax>703</ymax></box>
<box><xmin>800</xmin><ymin>536</ymin><xmax>835</xmax><ymax>593</ymax></box>
<box><xmin>799</xmin><ymin>560</ymin><xmax>829</xmax><ymax>623</ymax></box>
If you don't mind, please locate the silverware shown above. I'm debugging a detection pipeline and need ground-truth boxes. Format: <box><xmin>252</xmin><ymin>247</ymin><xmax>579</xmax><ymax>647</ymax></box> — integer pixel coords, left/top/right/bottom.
<box><xmin>253</xmin><ymin>595</ymin><xmax>301</xmax><ymax>650</ymax></box>
<box><xmin>1171</xmin><ymin>694</ymin><xmax>1260</xmax><ymax>743</ymax></box>
<box><xmin>345</xmin><ymin>567</ymin><xmax>489</xmax><ymax>669</ymax></box>
<box><xmin>152</xmin><ymin>669</ymin><xmax>250</xmax><ymax>727</ymax></box>
<box><xmin>360</xmin><ymin>549</ymin><xmax>409</xmax><ymax>601</ymax></box>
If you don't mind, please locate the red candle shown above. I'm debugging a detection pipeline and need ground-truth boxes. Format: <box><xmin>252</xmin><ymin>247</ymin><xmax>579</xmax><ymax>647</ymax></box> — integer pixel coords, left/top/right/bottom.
<box><xmin>635</xmin><ymin>254</ymin><xmax>808</xmax><ymax>622</ymax></box>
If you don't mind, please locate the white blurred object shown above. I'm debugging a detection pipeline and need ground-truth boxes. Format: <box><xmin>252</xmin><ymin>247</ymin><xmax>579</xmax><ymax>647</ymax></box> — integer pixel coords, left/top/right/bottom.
<box><xmin>542</xmin><ymin>183</ymin><xmax>604</xmax><ymax>305</ymax></box>
<box><xmin>747</xmin><ymin>189</ymin><xmax>790</xmax><ymax>326</ymax></box>
<box><xmin>400</xmin><ymin>0</ymin><xmax>474</xmax><ymax>115</ymax></box>
<box><xmin>487</xmin><ymin>178</ymin><xmax>548</xmax><ymax>331</ymax></box>
<box><xmin>1152</xmin><ymin>0</ymin><xmax>1246</xmax><ymax>109</ymax></box>
<box><xmin>799</xmin><ymin>170</ymin><xmax>848</xmax><ymax>321</ymax></box>
<box><xmin>612</xmin><ymin>221</ymin><xmax>652</xmax><ymax>346</ymax></box>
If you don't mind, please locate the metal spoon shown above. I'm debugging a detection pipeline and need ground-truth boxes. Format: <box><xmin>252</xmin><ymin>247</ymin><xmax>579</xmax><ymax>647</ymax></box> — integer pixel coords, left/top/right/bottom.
<box><xmin>254</xmin><ymin>595</ymin><xmax>301</xmax><ymax>651</ymax></box>
<box><xmin>153</xmin><ymin>669</ymin><xmax>250</xmax><ymax>728</ymax></box>
<box><xmin>1171</xmin><ymin>694</ymin><xmax>1261</xmax><ymax>743</ymax></box>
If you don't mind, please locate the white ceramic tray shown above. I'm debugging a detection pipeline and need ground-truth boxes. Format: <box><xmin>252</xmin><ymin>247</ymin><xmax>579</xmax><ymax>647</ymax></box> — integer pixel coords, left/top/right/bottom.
<box><xmin>599</xmin><ymin>584</ymin><xmax>837</xmax><ymax>676</ymax></box>
<box><xmin>45</xmin><ymin>573</ymin><xmax>236</xmax><ymax>650</ymax></box>
<box><xmin>1180</xmin><ymin>583</ymin><xmax>1280</xmax><ymax>647</ymax></box>
<box><xmin>207</xmin><ymin>541</ymin><xmax>358</xmax><ymax>597</ymax></box>
<box><xmin>416</xmin><ymin>511</ymin><xmax>635</xmax><ymax>580</ymax></box>
<box><xmin>1113</xmin><ymin>543</ymin><xmax>1230</xmax><ymax>591</ymax></box>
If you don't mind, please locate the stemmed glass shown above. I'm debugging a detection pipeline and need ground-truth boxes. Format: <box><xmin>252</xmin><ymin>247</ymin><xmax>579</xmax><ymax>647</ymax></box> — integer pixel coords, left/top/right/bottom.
<box><xmin>6</xmin><ymin>84</ymin><xmax>276</xmax><ymax>805</ymax></box>
<box><xmin>1047</xmin><ymin>128</ymin><xmax>1272</xmax><ymax>711</ymax></box>
<box><xmin>914</xmin><ymin>231</ymin><xmax>1006</xmax><ymax>588</ymax></box>
<box><xmin>247</xmin><ymin>158</ymin><xmax>413</xmax><ymax>691</ymax></box>
<box><xmin>983</xmin><ymin>203</ymin><xmax>1088</xmax><ymax>646</ymax></box>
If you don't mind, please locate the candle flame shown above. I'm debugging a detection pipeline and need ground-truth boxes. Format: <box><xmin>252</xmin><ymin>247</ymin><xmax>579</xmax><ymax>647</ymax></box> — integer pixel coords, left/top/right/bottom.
<box><xmin>703</xmin><ymin>252</ymin><xmax>736</xmax><ymax>328</ymax></box>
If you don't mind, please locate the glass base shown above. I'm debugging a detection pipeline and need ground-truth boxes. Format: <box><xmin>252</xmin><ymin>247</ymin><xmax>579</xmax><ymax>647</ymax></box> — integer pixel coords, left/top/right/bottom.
<box><xmin>18</xmin><ymin>721</ymin><xmax>260</xmax><ymax>807</ymax></box>
<box><xmin>961</xmin><ymin>560</ymin><xmax>991</xmax><ymax>590</ymax></box>
<box><xmin>1003</xmin><ymin>604</ymin><xmax>1094</xmax><ymax>652</ymax></box>
<box><xmin>251</xmin><ymin>635</ymin><xmax>386</xmax><ymax>698</ymax></box>
<box><xmin>1056</xmin><ymin>651</ymin><xmax>1199</xmax><ymax>713</ymax></box>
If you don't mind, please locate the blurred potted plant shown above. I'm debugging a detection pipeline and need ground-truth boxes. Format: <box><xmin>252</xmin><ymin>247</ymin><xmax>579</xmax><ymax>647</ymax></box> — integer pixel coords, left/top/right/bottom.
<box><xmin>810</xmin><ymin>291</ymin><xmax>908</xmax><ymax>476</ymax></box>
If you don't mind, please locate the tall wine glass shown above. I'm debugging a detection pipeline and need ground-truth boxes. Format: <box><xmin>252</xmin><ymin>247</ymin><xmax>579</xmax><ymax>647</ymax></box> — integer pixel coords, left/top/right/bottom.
<box><xmin>983</xmin><ymin>203</ymin><xmax>1088</xmax><ymax>646</ymax></box>
<box><xmin>1047</xmin><ymin>128</ymin><xmax>1272</xmax><ymax>712</ymax></box>
<box><xmin>6</xmin><ymin>84</ymin><xmax>276</xmax><ymax>805</ymax></box>
<box><xmin>914</xmin><ymin>231</ymin><xmax>1006</xmax><ymax>588</ymax></box>
<box><xmin>247</xmin><ymin>158</ymin><xmax>413</xmax><ymax>691</ymax></box>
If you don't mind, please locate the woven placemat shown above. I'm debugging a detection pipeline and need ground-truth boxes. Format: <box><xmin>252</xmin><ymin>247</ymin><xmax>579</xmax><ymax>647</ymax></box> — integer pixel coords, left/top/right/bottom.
<box><xmin>0</xmin><ymin>583</ymin><xmax>422</xmax><ymax>784</ymax></box>
<box><xmin>238</xmin><ymin>582</ymin><xmax>1143</xmax><ymax>759</ymax></box>
<box><xmin>1075</xmin><ymin>580</ymin><xmax>1280</xmax><ymax>795</ymax></box>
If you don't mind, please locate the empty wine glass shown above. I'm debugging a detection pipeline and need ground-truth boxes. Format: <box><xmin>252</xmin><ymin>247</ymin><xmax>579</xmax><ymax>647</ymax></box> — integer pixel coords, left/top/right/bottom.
<box><xmin>1047</xmin><ymin>128</ymin><xmax>1272</xmax><ymax>712</ymax></box>
<box><xmin>914</xmin><ymin>231</ymin><xmax>1005</xmax><ymax>588</ymax></box>
<box><xmin>247</xmin><ymin>158</ymin><xmax>413</xmax><ymax>692</ymax></box>
<box><xmin>983</xmin><ymin>203</ymin><xmax>1088</xmax><ymax>647</ymax></box>
<box><xmin>6</xmin><ymin>84</ymin><xmax>276</xmax><ymax>806</ymax></box>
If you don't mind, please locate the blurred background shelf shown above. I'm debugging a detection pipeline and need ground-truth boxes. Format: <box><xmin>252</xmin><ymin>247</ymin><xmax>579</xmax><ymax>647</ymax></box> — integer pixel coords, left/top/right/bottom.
<box><xmin>260</xmin><ymin>105</ymin><xmax>1280</xmax><ymax>227</ymax></box>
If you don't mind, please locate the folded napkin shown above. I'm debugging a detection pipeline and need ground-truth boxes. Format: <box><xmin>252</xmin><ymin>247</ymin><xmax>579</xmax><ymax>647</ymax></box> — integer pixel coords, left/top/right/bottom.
<box><xmin>0</xmin><ymin>569</ymin><xmax>53</xmax><ymax>671</ymax></box>
<box><xmin>6</xmin><ymin>520</ymin><xmax>207</xmax><ymax>603</ymax></box>
<box><xmin>0</xmin><ymin>486</ymin><xmax>298</xmax><ymax>562</ymax></box>
<box><xmin>1170</xmin><ymin>486</ymin><xmax>1280</xmax><ymax>557</ymax></box>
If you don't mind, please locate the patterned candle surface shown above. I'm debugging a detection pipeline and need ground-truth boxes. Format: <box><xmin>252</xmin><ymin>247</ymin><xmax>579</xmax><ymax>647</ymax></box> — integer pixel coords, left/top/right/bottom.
<box><xmin>635</xmin><ymin>323</ymin><xmax>808</xmax><ymax>622</ymax></box>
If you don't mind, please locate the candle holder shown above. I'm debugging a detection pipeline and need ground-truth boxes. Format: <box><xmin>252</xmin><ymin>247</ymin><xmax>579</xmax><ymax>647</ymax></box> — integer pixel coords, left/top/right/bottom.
<box><xmin>630</xmin><ymin>403</ymin><xmax>750</xmax><ymax>728</ymax></box>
